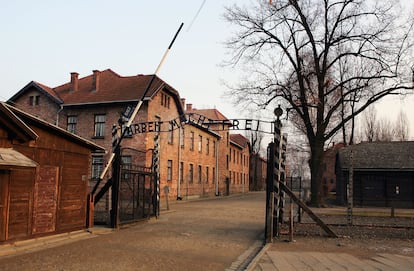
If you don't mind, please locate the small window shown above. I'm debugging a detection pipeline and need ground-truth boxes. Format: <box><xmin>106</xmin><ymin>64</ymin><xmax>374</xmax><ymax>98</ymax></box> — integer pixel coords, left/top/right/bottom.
<box><xmin>180</xmin><ymin>128</ymin><xmax>184</xmax><ymax>148</ymax></box>
<box><xmin>189</xmin><ymin>164</ymin><xmax>194</xmax><ymax>183</ymax></box>
<box><xmin>206</xmin><ymin>138</ymin><xmax>210</xmax><ymax>155</ymax></box>
<box><xmin>190</xmin><ymin>132</ymin><xmax>195</xmax><ymax>151</ymax></box>
<box><xmin>213</xmin><ymin>141</ymin><xmax>217</xmax><ymax>157</ymax></box>
<box><xmin>212</xmin><ymin>167</ymin><xmax>216</xmax><ymax>182</ymax></box>
<box><xmin>206</xmin><ymin>166</ymin><xmax>209</xmax><ymax>183</ymax></box>
<box><xmin>91</xmin><ymin>155</ymin><xmax>104</xmax><ymax>179</ymax></box>
<box><xmin>167</xmin><ymin>160</ymin><xmax>173</xmax><ymax>181</ymax></box>
<box><xmin>226</xmin><ymin>154</ymin><xmax>229</xmax><ymax>169</ymax></box>
<box><xmin>198</xmin><ymin>135</ymin><xmax>202</xmax><ymax>153</ymax></box>
<box><xmin>179</xmin><ymin>162</ymin><xmax>184</xmax><ymax>183</ymax></box>
<box><xmin>198</xmin><ymin>165</ymin><xmax>202</xmax><ymax>183</ymax></box>
<box><xmin>160</xmin><ymin>92</ymin><xmax>171</xmax><ymax>108</ymax></box>
<box><xmin>67</xmin><ymin>115</ymin><xmax>77</xmax><ymax>134</ymax></box>
<box><xmin>121</xmin><ymin>156</ymin><xmax>132</xmax><ymax>180</ymax></box>
<box><xmin>94</xmin><ymin>114</ymin><xmax>106</xmax><ymax>138</ymax></box>
<box><xmin>168</xmin><ymin>124</ymin><xmax>174</xmax><ymax>144</ymax></box>
<box><xmin>29</xmin><ymin>95</ymin><xmax>40</xmax><ymax>106</ymax></box>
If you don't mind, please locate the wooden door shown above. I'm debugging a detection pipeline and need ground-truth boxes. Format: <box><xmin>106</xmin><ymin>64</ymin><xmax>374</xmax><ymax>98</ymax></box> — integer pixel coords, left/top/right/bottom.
<box><xmin>32</xmin><ymin>166</ymin><xmax>58</xmax><ymax>234</ymax></box>
<box><xmin>0</xmin><ymin>171</ymin><xmax>9</xmax><ymax>241</ymax></box>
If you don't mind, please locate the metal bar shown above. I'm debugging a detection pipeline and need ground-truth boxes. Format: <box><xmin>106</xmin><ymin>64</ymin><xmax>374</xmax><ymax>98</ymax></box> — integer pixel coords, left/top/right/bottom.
<box><xmin>92</xmin><ymin>23</ymin><xmax>184</xmax><ymax>202</ymax></box>
<box><xmin>279</xmin><ymin>181</ymin><xmax>338</xmax><ymax>238</ymax></box>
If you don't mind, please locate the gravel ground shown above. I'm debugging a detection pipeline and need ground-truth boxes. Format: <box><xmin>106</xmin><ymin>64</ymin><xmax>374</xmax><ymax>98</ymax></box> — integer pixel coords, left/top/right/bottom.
<box><xmin>274</xmin><ymin>210</ymin><xmax>414</xmax><ymax>259</ymax></box>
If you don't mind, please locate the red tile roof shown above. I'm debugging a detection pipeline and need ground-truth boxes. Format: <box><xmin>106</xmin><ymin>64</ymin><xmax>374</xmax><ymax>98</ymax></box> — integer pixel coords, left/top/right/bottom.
<box><xmin>9</xmin><ymin>69</ymin><xmax>181</xmax><ymax>107</ymax></box>
<box><xmin>53</xmin><ymin>69</ymin><xmax>179</xmax><ymax>105</ymax></box>
<box><xmin>230</xmin><ymin>133</ymin><xmax>250</xmax><ymax>149</ymax></box>
<box><xmin>186</xmin><ymin>108</ymin><xmax>229</xmax><ymax>121</ymax></box>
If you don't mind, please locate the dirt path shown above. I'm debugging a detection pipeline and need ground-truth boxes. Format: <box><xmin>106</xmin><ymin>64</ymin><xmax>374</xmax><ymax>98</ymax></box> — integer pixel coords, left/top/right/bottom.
<box><xmin>0</xmin><ymin>192</ymin><xmax>266</xmax><ymax>271</ymax></box>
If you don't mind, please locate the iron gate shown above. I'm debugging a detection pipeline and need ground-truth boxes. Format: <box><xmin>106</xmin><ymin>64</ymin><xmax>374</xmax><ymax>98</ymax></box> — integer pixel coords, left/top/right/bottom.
<box><xmin>118</xmin><ymin>164</ymin><xmax>155</xmax><ymax>224</ymax></box>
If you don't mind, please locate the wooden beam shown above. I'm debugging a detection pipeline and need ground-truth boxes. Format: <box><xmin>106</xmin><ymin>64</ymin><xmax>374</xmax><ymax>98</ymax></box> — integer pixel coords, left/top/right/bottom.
<box><xmin>279</xmin><ymin>181</ymin><xmax>338</xmax><ymax>238</ymax></box>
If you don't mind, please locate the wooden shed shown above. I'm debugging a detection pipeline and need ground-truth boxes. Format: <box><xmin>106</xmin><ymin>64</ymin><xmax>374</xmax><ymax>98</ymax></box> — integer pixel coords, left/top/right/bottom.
<box><xmin>0</xmin><ymin>103</ymin><xmax>104</xmax><ymax>243</ymax></box>
<box><xmin>336</xmin><ymin>141</ymin><xmax>414</xmax><ymax>208</ymax></box>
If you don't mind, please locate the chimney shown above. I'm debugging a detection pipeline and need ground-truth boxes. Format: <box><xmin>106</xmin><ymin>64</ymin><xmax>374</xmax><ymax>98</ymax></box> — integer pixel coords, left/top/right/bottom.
<box><xmin>181</xmin><ymin>98</ymin><xmax>186</xmax><ymax>108</ymax></box>
<box><xmin>70</xmin><ymin>72</ymin><xmax>79</xmax><ymax>92</ymax></box>
<box><xmin>93</xmin><ymin>70</ymin><xmax>100</xmax><ymax>91</ymax></box>
<box><xmin>186</xmin><ymin>103</ymin><xmax>192</xmax><ymax>111</ymax></box>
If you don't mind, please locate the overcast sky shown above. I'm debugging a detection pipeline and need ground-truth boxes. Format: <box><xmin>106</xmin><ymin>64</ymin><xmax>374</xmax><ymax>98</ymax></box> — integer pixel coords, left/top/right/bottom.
<box><xmin>1</xmin><ymin>0</ymin><xmax>413</xmax><ymax>136</ymax></box>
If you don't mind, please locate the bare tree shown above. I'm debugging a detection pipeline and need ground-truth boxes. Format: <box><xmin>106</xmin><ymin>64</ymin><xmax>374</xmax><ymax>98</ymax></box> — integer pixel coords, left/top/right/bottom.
<box><xmin>223</xmin><ymin>0</ymin><xmax>414</xmax><ymax>205</ymax></box>
<box><xmin>377</xmin><ymin>117</ymin><xmax>394</xmax><ymax>141</ymax></box>
<box><xmin>362</xmin><ymin>107</ymin><xmax>378</xmax><ymax>142</ymax></box>
<box><xmin>394</xmin><ymin>110</ymin><xmax>410</xmax><ymax>141</ymax></box>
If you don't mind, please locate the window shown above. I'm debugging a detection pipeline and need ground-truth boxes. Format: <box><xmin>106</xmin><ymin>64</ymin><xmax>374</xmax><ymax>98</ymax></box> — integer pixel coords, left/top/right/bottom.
<box><xmin>198</xmin><ymin>165</ymin><xmax>202</xmax><ymax>183</ymax></box>
<box><xmin>91</xmin><ymin>155</ymin><xmax>104</xmax><ymax>179</ymax></box>
<box><xmin>29</xmin><ymin>95</ymin><xmax>40</xmax><ymax>106</ymax></box>
<box><xmin>168</xmin><ymin>125</ymin><xmax>174</xmax><ymax>144</ymax></box>
<box><xmin>189</xmin><ymin>164</ymin><xmax>194</xmax><ymax>183</ymax></box>
<box><xmin>179</xmin><ymin>162</ymin><xmax>184</xmax><ymax>183</ymax></box>
<box><xmin>167</xmin><ymin>160</ymin><xmax>173</xmax><ymax>181</ymax></box>
<box><xmin>212</xmin><ymin>167</ymin><xmax>216</xmax><ymax>183</ymax></box>
<box><xmin>198</xmin><ymin>135</ymin><xmax>202</xmax><ymax>152</ymax></box>
<box><xmin>213</xmin><ymin>141</ymin><xmax>217</xmax><ymax>157</ymax></box>
<box><xmin>190</xmin><ymin>131</ymin><xmax>194</xmax><ymax>151</ymax></box>
<box><xmin>94</xmin><ymin>114</ymin><xmax>106</xmax><ymax>137</ymax></box>
<box><xmin>226</xmin><ymin>154</ymin><xmax>229</xmax><ymax>169</ymax></box>
<box><xmin>67</xmin><ymin>115</ymin><xmax>77</xmax><ymax>134</ymax></box>
<box><xmin>160</xmin><ymin>92</ymin><xmax>171</xmax><ymax>108</ymax></box>
<box><xmin>206</xmin><ymin>166</ymin><xmax>209</xmax><ymax>183</ymax></box>
<box><xmin>121</xmin><ymin>156</ymin><xmax>132</xmax><ymax>180</ymax></box>
<box><xmin>206</xmin><ymin>138</ymin><xmax>210</xmax><ymax>155</ymax></box>
<box><xmin>179</xmin><ymin>128</ymin><xmax>184</xmax><ymax>148</ymax></box>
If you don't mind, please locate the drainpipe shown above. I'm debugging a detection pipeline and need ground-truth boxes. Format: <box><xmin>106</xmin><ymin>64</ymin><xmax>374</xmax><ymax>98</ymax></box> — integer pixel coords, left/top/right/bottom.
<box><xmin>215</xmin><ymin>140</ymin><xmax>219</xmax><ymax>196</ymax></box>
<box><xmin>56</xmin><ymin>104</ymin><xmax>63</xmax><ymax>126</ymax></box>
<box><xmin>177</xmin><ymin>126</ymin><xmax>182</xmax><ymax>199</ymax></box>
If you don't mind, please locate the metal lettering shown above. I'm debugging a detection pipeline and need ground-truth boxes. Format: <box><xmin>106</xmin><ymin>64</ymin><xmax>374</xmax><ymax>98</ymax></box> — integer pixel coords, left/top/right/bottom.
<box><xmin>232</xmin><ymin>119</ymin><xmax>240</xmax><ymax>130</ymax></box>
<box><xmin>245</xmin><ymin>119</ymin><xmax>252</xmax><ymax>130</ymax></box>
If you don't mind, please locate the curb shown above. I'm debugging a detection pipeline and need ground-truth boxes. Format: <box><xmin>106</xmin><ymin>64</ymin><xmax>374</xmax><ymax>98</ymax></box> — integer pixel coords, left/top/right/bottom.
<box><xmin>244</xmin><ymin>243</ymin><xmax>272</xmax><ymax>271</ymax></box>
<box><xmin>0</xmin><ymin>228</ymin><xmax>112</xmax><ymax>258</ymax></box>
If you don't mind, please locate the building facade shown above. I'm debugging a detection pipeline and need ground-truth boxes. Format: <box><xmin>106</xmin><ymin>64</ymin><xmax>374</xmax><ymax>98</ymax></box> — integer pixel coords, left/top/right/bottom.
<box><xmin>336</xmin><ymin>141</ymin><xmax>414</xmax><ymax>208</ymax></box>
<box><xmin>8</xmin><ymin>69</ymin><xmax>251</xmax><ymax>221</ymax></box>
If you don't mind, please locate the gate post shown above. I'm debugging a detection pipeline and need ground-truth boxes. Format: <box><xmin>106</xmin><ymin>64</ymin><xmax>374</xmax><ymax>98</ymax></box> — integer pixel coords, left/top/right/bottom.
<box><xmin>265</xmin><ymin>142</ymin><xmax>275</xmax><ymax>243</ymax></box>
<box><xmin>265</xmin><ymin>105</ymin><xmax>284</xmax><ymax>243</ymax></box>
<box><xmin>86</xmin><ymin>193</ymin><xmax>94</xmax><ymax>228</ymax></box>
<box><xmin>110</xmin><ymin>145</ymin><xmax>121</xmax><ymax>228</ymax></box>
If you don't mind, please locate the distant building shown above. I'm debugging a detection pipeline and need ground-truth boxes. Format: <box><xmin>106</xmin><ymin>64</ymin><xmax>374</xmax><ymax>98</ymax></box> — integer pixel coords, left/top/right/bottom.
<box><xmin>249</xmin><ymin>153</ymin><xmax>267</xmax><ymax>191</ymax></box>
<box><xmin>320</xmin><ymin>143</ymin><xmax>345</xmax><ymax>199</ymax></box>
<box><xmin>336</xmin><ymin>141</ymin><xmax>414</xmax><ymax>208</ymax></box>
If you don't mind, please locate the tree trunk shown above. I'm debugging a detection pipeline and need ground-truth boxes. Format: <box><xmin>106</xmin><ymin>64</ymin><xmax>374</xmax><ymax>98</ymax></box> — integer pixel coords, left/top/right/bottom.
<box><xmin>309</xmin><ymin>140</ymin><xmax>324</xmax><ymax>206</ymax></box>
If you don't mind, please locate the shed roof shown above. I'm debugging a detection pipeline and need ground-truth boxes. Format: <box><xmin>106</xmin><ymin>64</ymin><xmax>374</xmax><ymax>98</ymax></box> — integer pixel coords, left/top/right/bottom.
<box><xmin>0</xmin><ymin>102</ymin><xmax>38</xmax><ymax>142</ymax></box>
<box><xmin>337</xmin><ymin>141</ymin><xmax>414</xmax><ymax>171</ymax></box>
<box><xmin>2</xmin><ymin>103</ymin><xmax>105</xmax><ymax>153</ymax></box>
<box><xmin>0</xmin><ymin>148</ymin><xmax>38</xmax><ymax>168</ymax></box>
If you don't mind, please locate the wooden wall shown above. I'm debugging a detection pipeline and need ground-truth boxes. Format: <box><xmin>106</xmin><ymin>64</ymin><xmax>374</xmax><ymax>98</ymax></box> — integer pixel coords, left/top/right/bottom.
<box><xmin>1</xmin><ymin>119</ymin><xmax>94</xmax><ymax>242</ymax></box>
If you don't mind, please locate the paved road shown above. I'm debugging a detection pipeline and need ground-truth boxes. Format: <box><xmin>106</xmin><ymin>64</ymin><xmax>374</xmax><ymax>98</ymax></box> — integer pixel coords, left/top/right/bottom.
<box><xmin>250</xmin><ymin>248</ymin><xmax>414</xmax><ymax>271</ymax></box>
<box><xmin>0</xmin><ymin>192</ymin><xmax>266</xmax><ymax>271</ymax></box>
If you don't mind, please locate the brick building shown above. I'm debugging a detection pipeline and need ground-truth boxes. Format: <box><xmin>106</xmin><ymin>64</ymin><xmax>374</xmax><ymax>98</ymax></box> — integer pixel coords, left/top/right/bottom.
<box><xmin>249</xmin><ymin>153</ymin><xmax>267</xmax><ymax>191</ymax></box>
<box><xmin>7</xmin><ymin>69</ymin><xmax>251</xmax><ymax>222</ymax></box>
<box><xmin>229</xmin><ymin>134</ymin><xmax>250</xmax><ymax>194</ymax></box>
